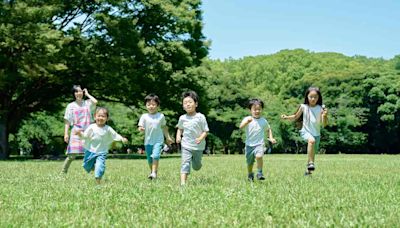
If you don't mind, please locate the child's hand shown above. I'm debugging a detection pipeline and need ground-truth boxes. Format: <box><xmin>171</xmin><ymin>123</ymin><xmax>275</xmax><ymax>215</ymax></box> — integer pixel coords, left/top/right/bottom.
<box><xmin>281</xmin><ymin>114</ymin><xmax>288</xmax><ymax>120</ymax></box>
<box><xmin>321</xmin><ymin>107</ymin><xmax>328</xmax><ymax>117</ymax></box>
<box><xmin>247</xmin><ymin>117</ymin><xmax>253</xmax><ymax>123</ymax></box>
<box><xmin>176</xmin><ymin>136</ymin><xmax>181</xmax><ymax>144</ymax></box>
<box><xmin>122</xmin><ymin>138</ymin><xmax>128</xmax><ymax>144</ymax></box>
<box><xmin>195</xmin><ymin>137</ymin><xmax>203</xmax><ymax>144</ymax></box>
<box><xmin>83</xmin><ymin>88</ymin><xmax>88</xmax><ymax>96</ymax></box>
<box><xmin>269</xmin><ymin>138</ymin><xmax>277</xmax><ymax>144</ymax></box>
<box><xmin>138</xmin><ymin>126</ymin><xmax>145</xmax><ymax>132</ymax></box>
<box><xmin>64</xmin><ymin>134</ymin><xmax>69</xmax><ymax>143</ymax></box>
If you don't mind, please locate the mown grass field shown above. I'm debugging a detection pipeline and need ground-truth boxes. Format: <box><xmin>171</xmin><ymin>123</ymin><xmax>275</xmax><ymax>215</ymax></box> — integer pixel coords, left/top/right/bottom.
<box><xmin>0</xmin><ymin>154</ymin><xmax>399</xmax><ymax>227</ymax></box>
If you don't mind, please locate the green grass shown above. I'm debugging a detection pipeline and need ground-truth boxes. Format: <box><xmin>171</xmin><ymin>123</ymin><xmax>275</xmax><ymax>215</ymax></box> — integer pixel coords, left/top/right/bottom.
<box><xmin>0</xmin><ymin>154</ymin><xmax>399</xmax><ymax>227</ymax></box>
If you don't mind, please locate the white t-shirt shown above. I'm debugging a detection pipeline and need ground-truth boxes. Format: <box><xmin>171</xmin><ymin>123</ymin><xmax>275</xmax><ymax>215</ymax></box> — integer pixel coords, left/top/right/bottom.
<box><xmin>177</xmin><ymin>113</ymin><xmax>209</xmax><ymax>150</ymax></box>
<box><xmin>241</xmin><ymin>116</ymin><xmax>270</xmax><ymax>146</ymax></box>
<box><xmin>82</xmin><ymin>124</ymin><xmax>124</xmax><ymax>153</ymax></box>
<box><xmin>138</xmin><ymin>113</ymin><xmax>166</xmax><ymax>145</ymax></box>
<box><xmin>301</xmin><ymin>104</ymin><xmax>322</xmax><ymax>136</ymax></box>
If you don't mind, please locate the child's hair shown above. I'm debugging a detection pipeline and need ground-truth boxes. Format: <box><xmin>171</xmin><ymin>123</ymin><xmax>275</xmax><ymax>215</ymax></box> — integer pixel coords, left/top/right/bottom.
<box><xmin>295</xmin><ymin>87</ymin><xmax>323</xmax><ymax>128</ymax></box>
<box><xmin>95</xmin><ymin>107</ymin><xmax>109</xmax><ymax>118</ymax></box>
<box><xmin>247</xmin><ymin>98</ymin><xmax>264</xmax><ymax>109</ymax></box>
<box><xmin>304</xmin><ymin>87</ymin><xmax>323</xmax><ymax>106</ymax></box>
<box><xmin>182</xmin><ymin>91</ymin><xmax>199</xmax><ymax>103</ymax></box>
<box><xmin>72</xmin><ymin>85</ymin><xmax>82</xmax><ymax>96</ymax></box>
<box><xmin>144</xmin><ymin>93</ymin><xmax>160</xmax><ymax>105</ymax></box>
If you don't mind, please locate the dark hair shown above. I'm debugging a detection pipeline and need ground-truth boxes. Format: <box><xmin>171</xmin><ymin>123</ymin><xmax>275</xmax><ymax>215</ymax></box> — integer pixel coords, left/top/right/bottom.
<box><xmin>144</xmin><ymin>93</ymin><xmax>160</xmax><ymax>105</ymax></box>
<box><xmin>248</xmin><ymin>98</ymin><xmax>264</xmax><ymax>109</ymax></box>
<box><xmin>95</xmin><ymin>107</ymin><xmax>109</xmax><ymax>118</ymax></box>
<box><xmin>72</xmin><ymin>85</ymin><xmax>82</xmax><ymax>97</ymax></box>
<box><xmin>304</xmin><ymin>87</ymin><xmax>323</xmax><ymax>106</ymax></box>
<box><xmin>182</xmin><ymin>91</ymin><xmax>199</xmax><ymax>103</ymax></box>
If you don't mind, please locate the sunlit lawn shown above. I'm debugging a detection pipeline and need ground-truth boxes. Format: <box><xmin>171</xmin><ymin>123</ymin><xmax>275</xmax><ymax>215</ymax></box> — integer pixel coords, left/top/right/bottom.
<box><xmin>0</xmin><ymin>154</ymin><xmax>399</xmax><ymax>226</ymax></box>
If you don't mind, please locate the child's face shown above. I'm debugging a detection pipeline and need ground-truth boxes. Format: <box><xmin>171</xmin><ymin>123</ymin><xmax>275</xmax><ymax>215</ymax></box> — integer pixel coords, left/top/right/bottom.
<box><xmin>307</xmin><ymin>90</ymin><xmax>319</xmax><ymax>107</ymax></box>
<box><xmin>183</xmin><ymin>97</ymin><xmax>197</xmax><ymax>115</ymax></box>
<box><xmin>74</xmin><ymin>87</ymin><xmax>84</xmax><ymax>101</ymax></box>
<box><xmin>95</xmin><ymin>110</ymin><xmax>108</xmax><ymax>126</ymax></box>
<box><xmin>146</xmin><ymin>100</ymin><xmax>159</xmax><ymax>114</ymax></box>
<box><xmin>250</xmin><ymin>104</ymin><xmax>263</xmax><ymax>118</ymax></box>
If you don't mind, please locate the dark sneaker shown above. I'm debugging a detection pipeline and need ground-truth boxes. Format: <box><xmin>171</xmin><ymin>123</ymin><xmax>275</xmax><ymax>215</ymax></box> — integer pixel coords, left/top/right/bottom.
<box><xmin>307</xmin><ymin>162</ymin><xmax>315</xmax><ymax>171</ymax></box>
<box><xmin>248</xmin><ymin>173</ymin><xmax>254</xmax><ymax>182</ymax></box>
<box><xmin>256</xmin><ymin>173</ymin><xmax>266</xmax><ymax>180</ymax></box>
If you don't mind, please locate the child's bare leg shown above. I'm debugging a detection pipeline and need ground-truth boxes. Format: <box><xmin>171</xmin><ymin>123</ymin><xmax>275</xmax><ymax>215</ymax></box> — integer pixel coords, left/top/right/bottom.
<box><xmin>307</xmin><ymin>138</ymin><xmax>316</xmax><ymax>164</ymax></box>
<box><xmin>152</xmin><ymin>160</ymin><xmax>159</xmax><ymax>174</ymax></box>
<box><xmin>256</xmin><ymin>157</ymin><xmax>263</xmax><ymax>171</ymax></box>
<box><xmin>180</xmin><ymin>173</ymin><xmax>188</xmax><ymax>185</ymax></box>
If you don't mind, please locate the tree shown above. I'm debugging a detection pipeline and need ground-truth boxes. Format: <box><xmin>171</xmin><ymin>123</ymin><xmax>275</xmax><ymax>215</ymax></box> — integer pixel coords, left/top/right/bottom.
<box><xmin>0</xmin><ymin>0</ymin><xmax>208</xmax><ymax>159</ymax></box>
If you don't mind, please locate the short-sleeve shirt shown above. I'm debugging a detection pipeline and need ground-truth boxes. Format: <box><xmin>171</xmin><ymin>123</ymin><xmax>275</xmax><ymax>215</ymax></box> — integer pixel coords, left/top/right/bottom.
<box><xmin>241</xmin><ymin>116</ymin><xmax>270</xmax><ymax>146</ymax></box>
<box><xmin>300</xmin><ymin>104</ymin><xmax>322</xmax><ymax>136</ymax></box>
<box><xmin>63</xmin><ymin>100</ymin><xmax>95</xmax><ymax>128</ymax></box>
<box><xmin>82</xmin><ymin>124</ymin><xmax>124</xmax><ymax>153</ymax></box>
<box><xmin>138</xmin><ymin>113</ymin><xmax>166</xmax><ymax>145</ymax></box>
<box><xmin>177</xmin><ymin>113</ymin><xmax>209</xmax><ymax>151</ymax></box>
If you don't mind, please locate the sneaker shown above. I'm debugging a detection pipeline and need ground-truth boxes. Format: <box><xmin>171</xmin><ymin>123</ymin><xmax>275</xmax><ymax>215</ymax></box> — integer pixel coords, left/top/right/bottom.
<box><xmin>307</xmin><ymin>162</ymin><xmax>315</xmax><ymax>171</ymax></box>
<box><xmin>304</xmin><ymin>171</ymin><xmax>312</xmax><ymax>176</ymax></box>
<box><xmin>148</xmin><ymin>172</ymin><xmax>157</xmax><ymax>180</ymax></box>
<box><xmin>256</xmin><ymin>173</ymin><xmax>266</xmax><ymax>180</ymax></box>
<box><xmin>248</xmin><ymin>173</ymin><xmax>254</xmax><ymax>182</ymax></box>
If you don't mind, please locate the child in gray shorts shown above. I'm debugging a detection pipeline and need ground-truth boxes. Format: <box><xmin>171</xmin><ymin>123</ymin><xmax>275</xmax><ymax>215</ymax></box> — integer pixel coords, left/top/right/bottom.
<box><xmin>176</xmin><ymin>91</ymin><xmax>209</xmax><ymax>186</ymax></box>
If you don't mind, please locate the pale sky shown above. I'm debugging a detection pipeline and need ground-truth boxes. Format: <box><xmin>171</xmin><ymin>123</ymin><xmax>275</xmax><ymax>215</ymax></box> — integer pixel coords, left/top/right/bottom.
<box><xmin>202</xmin><ymin>0</ymin><xmax>400</xmax><ymax>60</ymax></box>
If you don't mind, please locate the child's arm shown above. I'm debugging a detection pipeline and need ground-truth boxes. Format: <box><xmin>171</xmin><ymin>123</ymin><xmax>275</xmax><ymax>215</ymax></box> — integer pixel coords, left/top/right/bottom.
<box><xmin>176</xmin><ymin>128</ymin><xmax>183</xmax><ymax>144</ymax></box>
<box><xmin>109</xmin><ymin>127</ymin><xmax>128</xmax><ymax>144</ymax></box>
<box><xmin>195</xmin><ymin>131</ymin><xmax>208</xmax><ymax>144</ymax></box>
<box><xmin>163</xmin><ymin>126</ymin><xmax>174</xmax><ymax>145</ymax></box>
<box><xmin>267</xmin><ymin>128</ymin><xmax>277</xmax><ymax>144</ymax></box>
<box><xmin>321</xmin><ymin>107</ymin><xmax>328</xmax><ymax>127</ymax></box>
<box><xmin>239</xmin><ymin>117</ymin><xmax>253</xmax><ymax>129</ymax></box>
<box><xmin>83</xmin><ymin>88</ymin><xmax>98</xmax><ymax>105</ymax></box>
<box><xmin>64</xmin><ymin>120</ymin><xmax>70</xmax><ymax>143</ymax></box>
<box><xmin>281</xmin><ymin>106</ymin><xmax>303</xmax><ymax>121</ymax></box>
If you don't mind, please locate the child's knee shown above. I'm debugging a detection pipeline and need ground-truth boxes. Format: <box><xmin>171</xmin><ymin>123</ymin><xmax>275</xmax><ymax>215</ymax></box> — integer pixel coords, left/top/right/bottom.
<box><xmin>308</xmin><ymin>138</ymin><xmax>316</xmax><ymax>144</ymax></box>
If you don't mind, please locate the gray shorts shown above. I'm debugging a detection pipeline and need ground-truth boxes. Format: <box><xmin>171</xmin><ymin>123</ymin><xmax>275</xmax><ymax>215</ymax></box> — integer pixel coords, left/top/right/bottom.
<box><xmin>245</xmin><ymin>144</ymin><xmax>265</xmax><ymax>165</ymax></box>
<box><xmin>181</xmin><ymin>147</ymin><xmax>203</xmax><ymax>174</ymax></box>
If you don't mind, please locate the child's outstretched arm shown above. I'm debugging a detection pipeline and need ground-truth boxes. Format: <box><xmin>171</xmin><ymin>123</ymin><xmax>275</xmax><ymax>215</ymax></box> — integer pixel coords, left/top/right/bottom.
<box><xmin>281</xmin><ymin>106</ymin><xmax>303</xmax><ymax>121</ymax></box>
<box><xmin>239</xmin><ymin>116</ymin><xmax>253</xmax><ymax>129</ymax></box>
<box><xmin>195</xmin><ymin>131</ymin><xmax>208</xmax><ymax>144</ymax></box>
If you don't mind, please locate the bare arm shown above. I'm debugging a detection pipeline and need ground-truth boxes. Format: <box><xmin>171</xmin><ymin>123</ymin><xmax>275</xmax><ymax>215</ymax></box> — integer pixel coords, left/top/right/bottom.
<box><xmin>176</xmin><ymin>128</ymin><xmax>183</xmax><ymax>144</ymax></box>
<box><xmin>195</xmin><ymin>131</ymin><xmax>208</xmax><ymax>144</ymax></box>
<box><xmin>239</xmin><ymin>117</ymin><xmax>253</xmax><ymax>129</ymax></box>
<box><xmin>267</xmin><ymin>128</ymin><xmax>277</xmax><ymax>144</ymax></box>
<box><xmin>321</xmin><ymin>108</ymin><xmax>328</xmax><ymax>127</ymax></box>
<box><xmin>163</xmin><ymin>126</ymin><xmax>174</xmax><ymax>145</ymax></box>
<box><xmin>281</xmin><ymin>106</ymin><xmax>303</xmax><ymax>121</ymax></box>
<box><xmin>83</xmin><ymin>88</ymin><xmax>98</xmax><ymax>105</ymax></box>
<box><xmin>64</xmin><ymin>120</ymin><xmax>70</xmax><ymax>143</ymax></box>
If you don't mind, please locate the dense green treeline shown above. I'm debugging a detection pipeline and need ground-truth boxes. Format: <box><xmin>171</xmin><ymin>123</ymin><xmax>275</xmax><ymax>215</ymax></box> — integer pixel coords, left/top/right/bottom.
<box><xmin>10</xmin><ymin>49</ymin><xmax>400</xmax><ymax>156</ymax></box>
<box><xmin>199</xmin><ymin>49</ymin><xmax>400</xmax><ymax>154</ymax></box>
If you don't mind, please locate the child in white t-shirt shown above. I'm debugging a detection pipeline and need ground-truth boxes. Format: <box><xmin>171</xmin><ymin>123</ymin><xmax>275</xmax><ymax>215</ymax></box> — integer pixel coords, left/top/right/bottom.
<box><xmin>176</xmin><ymin>91</ymin><xmax>209</xmax><ymax>186</ymax></box>
<box><xmin>138</xmin><ymin>94</ymin><xmax>173</xmax><ymax>180</ymax></box>
<box><xmin>281</xmin><ymin>87</ymin><xmax>328</xmax><ymax>176</ymax></box>
<box><xmin>240</xmin><ymin>98</ymin><xmax>276</xmax><ymax>181</ymax></box>
<box><xmin>77</xmin><ymin>107</ymin><xmax>128</xmax><ymax>184</ymax></box>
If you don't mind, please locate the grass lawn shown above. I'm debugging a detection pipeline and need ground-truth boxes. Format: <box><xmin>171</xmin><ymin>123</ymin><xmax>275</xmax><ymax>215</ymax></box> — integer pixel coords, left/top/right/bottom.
<box><xmin>0</xmin><ymin>154</ymin><xmax>399</xmax><ymax>227</ymax></box>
